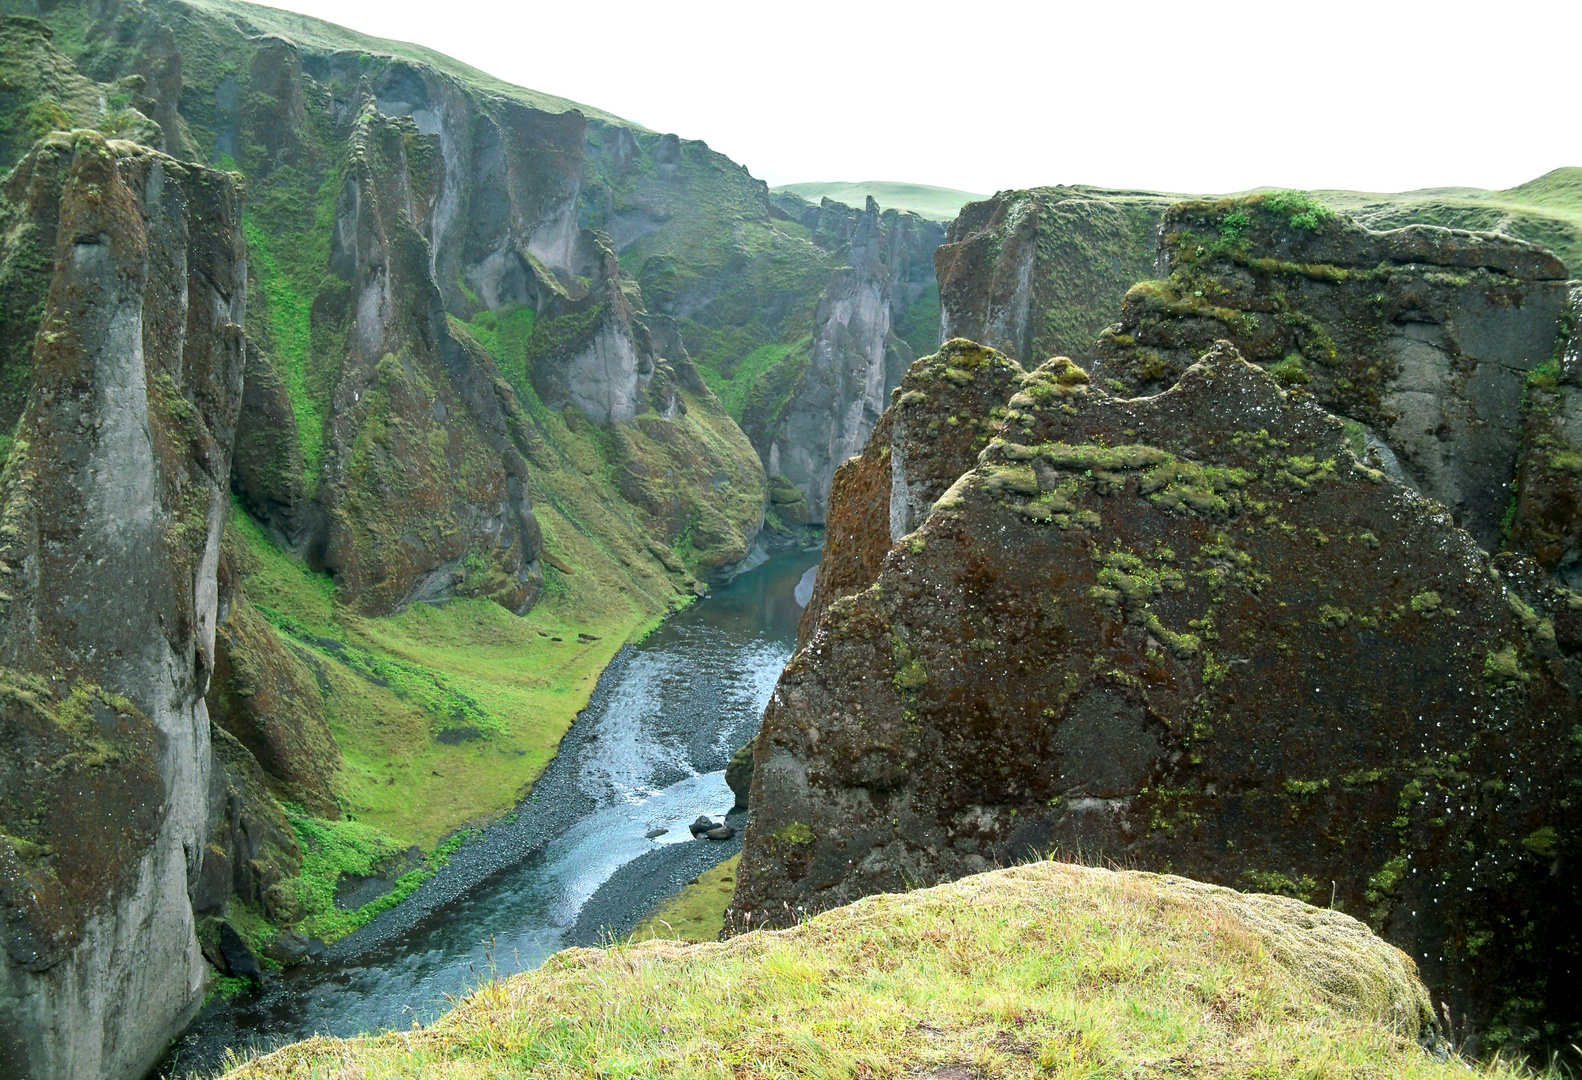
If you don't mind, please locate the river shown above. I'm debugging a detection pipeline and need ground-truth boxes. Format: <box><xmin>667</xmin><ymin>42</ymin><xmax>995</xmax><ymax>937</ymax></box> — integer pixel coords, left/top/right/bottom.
<box><xmin>158</xmin><ymin>547</ymin><xmax>819</xmax><ymax>1077</ymax></box>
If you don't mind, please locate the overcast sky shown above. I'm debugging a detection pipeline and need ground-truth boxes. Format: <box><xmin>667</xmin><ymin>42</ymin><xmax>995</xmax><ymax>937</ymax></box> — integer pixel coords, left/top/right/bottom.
<box><xmin>266</xmin><ymin>0</ymin><xmax>1579</xmax><ymax>196</ymax></box>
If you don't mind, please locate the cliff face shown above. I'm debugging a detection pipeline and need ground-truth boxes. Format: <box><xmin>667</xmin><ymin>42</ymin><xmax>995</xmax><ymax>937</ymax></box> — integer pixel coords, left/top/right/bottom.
<box><xmin>1090</xmin><ymin>197</ymin><xmax>1574</xmax><ymax>559</ymax></box>
<box><xmin>941</xmin><ymin>188</ymin><xmax>1581</xmax><ymax>584</ymax></box>
<box><xmin>747</xmin><ymin>196</ymin><xmax>945</xmax><ymax>520</ymax></box>
<box><xmin>732</xmin><ymin>338</ymin><xmax>1581</xmax><ymax>1049</ymax></box>
<box><xmin>936</xmin><ymin>186</ymin><xmax>1175</xmax><ymax>362</ymax></box>
<box><xmin>0</xmin><ymin>132</ymin><xmax>245</xmax><ymax>1080</ymax></box>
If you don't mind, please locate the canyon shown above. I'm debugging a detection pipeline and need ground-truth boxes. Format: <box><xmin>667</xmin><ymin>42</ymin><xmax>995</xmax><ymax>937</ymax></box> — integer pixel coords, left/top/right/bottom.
<box><xmin>0</xmin><ymin>0</ymin><xmax>1579</xmax><ymax>1075</ymax></box>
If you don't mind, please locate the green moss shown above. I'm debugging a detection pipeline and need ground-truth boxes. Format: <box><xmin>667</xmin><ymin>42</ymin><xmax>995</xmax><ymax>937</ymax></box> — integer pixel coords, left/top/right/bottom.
<box><xmin>1520</xmin><ymin>826</ymin><xmax>1557</xmax><ymax>859</ymax></box>
<box><xmin>1239</xmin><ymin>869</ymin><xmax>1318</xmax><ymax>902</ymax></box>
<box><xmin>773</xmin><ymin>821</ymin><xmax>815</xmax><ymax>846</ymax></box>
<box><xmin>1482</xmin><ymin>646</ymin><xmax>1528</xmax><ymax>686</ymax></box>
<box><xmin>1267</xmin><ymin>354</ymin><xmax>1311</xmax><ymax>386</ymax></box>
<box><xmin>1366</xmin><ymin>855</ymin><xmax>1409</xmax><ymax>923</ymax></box>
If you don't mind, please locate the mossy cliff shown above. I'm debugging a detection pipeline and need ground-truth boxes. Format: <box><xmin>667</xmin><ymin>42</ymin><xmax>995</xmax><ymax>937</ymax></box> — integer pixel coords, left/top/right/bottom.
<box><xmin>936</xmin><ymin>185</ymin><xmax>1180</xmax><ymax>361</ymax></box>
<box><xmin>732</xmin><ymin>339</ymin><xmax>1581</xmax><ymax>1055</ymax></box>
<box><xmin>1089</xmin><ymin>195</ymin><xmax>1574</xmax><ymax>560</ymax></box>
<box><xmin>0</xmin><ymin>132</ymin><xmax>247</xmax><ymax>1080</ymax></box>
<box><xmin>937</xmin><ymin>179</ymin><xmax>1582</xmax><ymax>370</ymax></box>
<box><xmin>938</xmin><ymin>188</ymin><xmax>1582</xmax><ymax>585</ymax></box>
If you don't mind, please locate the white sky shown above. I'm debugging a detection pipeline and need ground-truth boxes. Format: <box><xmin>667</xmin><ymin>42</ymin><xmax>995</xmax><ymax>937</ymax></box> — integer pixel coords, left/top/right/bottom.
<box><xmin>267</xmin><ymin>0</ymin><xmax>1580</xmax><ymax>196</ymax></box>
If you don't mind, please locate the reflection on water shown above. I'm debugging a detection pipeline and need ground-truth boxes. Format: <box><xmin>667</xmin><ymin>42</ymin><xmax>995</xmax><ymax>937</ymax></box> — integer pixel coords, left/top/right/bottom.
<box><xmin>166</xmin><ymin>546</ymin><xmax>819</xmax><ymax>1072</ymax></box>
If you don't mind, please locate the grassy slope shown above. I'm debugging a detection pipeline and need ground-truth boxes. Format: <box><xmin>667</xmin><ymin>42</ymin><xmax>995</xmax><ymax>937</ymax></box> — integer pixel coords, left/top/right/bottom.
<box><xmin>222</xmin><ymin>861</ymin><xmax>1533</xmax><ymax>1080</ymax></box>
<box><xmin>630</xmin><ymin>853</ymin><xmax>741</xmax><ymax>943</ymax></box>
<box><xmin>775</xmin><ymin>180</ymin><xmax>989</xmax><ymax>222</ymax></box>
<box><xmin>180</xmin><ymin>0</ymin><xmax>634</xmax><ymax>125</ymax></box>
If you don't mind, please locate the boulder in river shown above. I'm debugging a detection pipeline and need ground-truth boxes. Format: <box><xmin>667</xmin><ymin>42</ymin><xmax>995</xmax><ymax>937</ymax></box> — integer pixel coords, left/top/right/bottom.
<box><xmin>725</xmin><ymin>739</ymin><xmax>756</xmax><ymax>811</ymax></box>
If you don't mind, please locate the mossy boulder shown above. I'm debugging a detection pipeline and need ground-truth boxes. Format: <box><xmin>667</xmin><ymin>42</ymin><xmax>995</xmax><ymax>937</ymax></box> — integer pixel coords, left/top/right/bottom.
<box><xmin>733</xmin><ymin>339</ymin><xmax>1581</xmax><ymax>1052</ymax></box>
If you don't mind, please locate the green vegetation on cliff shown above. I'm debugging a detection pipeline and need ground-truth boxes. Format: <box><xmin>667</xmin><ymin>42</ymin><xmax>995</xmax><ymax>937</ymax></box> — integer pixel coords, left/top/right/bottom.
<box><xmin>221</xmin><ymin>861</ymin><xmax>1519</xmax><ymax>1080</ymax></box>
<box><xmin>229</xmin><ymin>501</ymin><xmax>667</xmax><ymax>850</ymax></box>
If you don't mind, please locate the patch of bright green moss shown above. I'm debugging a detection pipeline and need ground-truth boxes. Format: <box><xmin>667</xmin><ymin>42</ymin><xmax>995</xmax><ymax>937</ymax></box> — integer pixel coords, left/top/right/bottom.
<box><xmin>630</xmin><ymin>853</ymin><xmax>741</xmax><ymax>943</ymax></box>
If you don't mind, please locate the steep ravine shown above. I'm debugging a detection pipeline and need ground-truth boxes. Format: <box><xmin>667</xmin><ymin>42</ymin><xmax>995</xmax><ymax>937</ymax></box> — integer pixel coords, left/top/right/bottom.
<box><xmin>160</xmin><ymin>548</ymin><xmax>817</xmax><ymax>1078</ymax></box>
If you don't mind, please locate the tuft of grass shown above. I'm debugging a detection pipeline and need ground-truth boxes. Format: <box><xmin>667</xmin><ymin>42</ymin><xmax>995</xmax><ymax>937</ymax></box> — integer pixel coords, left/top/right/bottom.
<box><xmin>220</xmin><ymin>861</ymin><xmax>1541</xmax><ymax>1080</ymax></box>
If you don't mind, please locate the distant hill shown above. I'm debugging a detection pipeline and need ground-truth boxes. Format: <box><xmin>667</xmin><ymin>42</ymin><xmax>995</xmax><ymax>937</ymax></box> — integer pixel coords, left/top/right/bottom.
<box><xmin>774</xmin><ymin>180</ymin><xmax>988</xmax><ymax>222</ymax></box>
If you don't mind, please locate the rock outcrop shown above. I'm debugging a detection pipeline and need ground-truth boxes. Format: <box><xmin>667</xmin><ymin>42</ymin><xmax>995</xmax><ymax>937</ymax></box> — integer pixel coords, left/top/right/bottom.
<box><xmin>1089</xmin><ymin>195</ymin><xmax>1574</xmax><ymax>556</ymax></box>
<box><xmin>1507</xmin><ymin>284</ymin><xmax>1582</xmax><ymax>589</ymax></box>
<box><xmin>732</xmin><ymin>338</ymin><xmax>1581</xmax><ymax>1047</ymax></box>
<box><xmin>936</xmin><ymin>186</ymin><xmax>1176</xmax><ymax>361</ymax></box>
<box><xmin>0</xmin><ymin>132</ymin><xmax>246</xmax><ymax>1080</ymax></box>
<box><xmin>747</xmin><ymin>197</ymin><xmax>946</xmax><ymax>520</ymax></box>
<box><xmin>938</xmin><ymin>189</ymin><xmax>1580</xmax><ymax>573</ymax></box>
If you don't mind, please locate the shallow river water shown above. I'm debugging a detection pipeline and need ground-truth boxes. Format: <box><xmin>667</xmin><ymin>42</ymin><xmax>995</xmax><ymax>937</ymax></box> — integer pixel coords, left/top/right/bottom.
<box><xmin>160</xmin><ymin>548</ymin><xmax>819</xmax><ymax>1077</ymax></box>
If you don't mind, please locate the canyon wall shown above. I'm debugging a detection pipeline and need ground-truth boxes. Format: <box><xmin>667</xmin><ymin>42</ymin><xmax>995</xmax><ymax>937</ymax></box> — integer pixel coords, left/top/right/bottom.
<box><xmin>740</xmin><ymin>197</ymin><xmax>1582</xmax><ymax>1053</ymax></box>
<box><xmin>0</xmin><ymin>132</ymin><xmax>245</xmax><ymax>1080</ymax></box>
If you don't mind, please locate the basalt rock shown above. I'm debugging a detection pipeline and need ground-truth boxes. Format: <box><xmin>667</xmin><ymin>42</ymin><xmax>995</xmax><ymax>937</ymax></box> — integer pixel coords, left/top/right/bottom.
<box><xmin>936</xmin><ymin>186</ymin><xmax>1176</xmax><ymax>361</ymax></box>
<box><xmin>732</xmin><ymin>339</ymin><xmax>1581</xmax><ymax>1049</ymax></box>
<box><xmin>726</xmin><ymin>737</ymin><xmax>756</xmax><ymax>811</ymax></box>
<box><xmin>1507</xmin><ymin>284</ymin><xmax>1582</xmax><ymax>590</ymax></box>
<box><xmin>747</xmin><ymin>197</ymin><xmax>946</xmax><ymax>520</ymax></box>
<box><xmin>1087</xmin><ymin>196</ymin><xmax>1573</xmax><ymax>557</ymax></box>
<box><xmin>0</xmin><ymin>131</ymin><xmax>246</xmax><ymax>1080</ymax></box>
<box><xmin>797</xmin><ymin>339</ymin><xmax>1028</xmax><ymax>644</ymax></box>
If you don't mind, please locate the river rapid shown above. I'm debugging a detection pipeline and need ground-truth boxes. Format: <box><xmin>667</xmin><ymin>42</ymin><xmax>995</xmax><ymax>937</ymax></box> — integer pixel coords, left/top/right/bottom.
<box><xmin>159</xmin><ymin>548</ymin><xmax>820</xmax><ymax>1077</ymax></box>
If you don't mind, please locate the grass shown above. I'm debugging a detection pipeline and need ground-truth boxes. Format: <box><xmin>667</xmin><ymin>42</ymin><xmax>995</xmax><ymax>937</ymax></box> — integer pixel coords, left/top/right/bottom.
<box><xmin>693</xmin><ymin>338</ymin><xmax>810</xmax><ymax>422</ymax></box>
<box><xmin>230</xmin><ymin>499</ymin><xmax>673</xmax><ymax>851</ymax></box>
<box><xmin>630</xmin><ymin>853</ymin><xmax>740</xmax><ymax>943</ymax></box>
<box><xmin>774</xmin><ymin>181</ymin><xmax>989</xmax><ymax>221</ymax></box>
<box><xmin>218</xmin><ymin>860</ymin><xmax>1548</xmax><ymax>1080</ymax></box>
<box><xmin>1309</xmin><ymin>167</ymin><xmax>1582</xmax><ymax>276</ymax></box>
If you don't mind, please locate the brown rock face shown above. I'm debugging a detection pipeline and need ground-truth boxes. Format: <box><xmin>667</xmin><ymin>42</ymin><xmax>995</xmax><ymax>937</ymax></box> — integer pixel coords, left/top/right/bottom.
<box><xmin>0</xmin><ymin>131</ymin><xmax>246</xmax><ymax>1080</ymax></box>
<box><xmin>798</xmin><ymin>339</ymin><xmax>1028</xmax><ymax>644</ymax></box>
<box><xmin>732</xmin><ymin>340</ymin><xmax>1580</xmax><ymax>1048</ymax></box>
